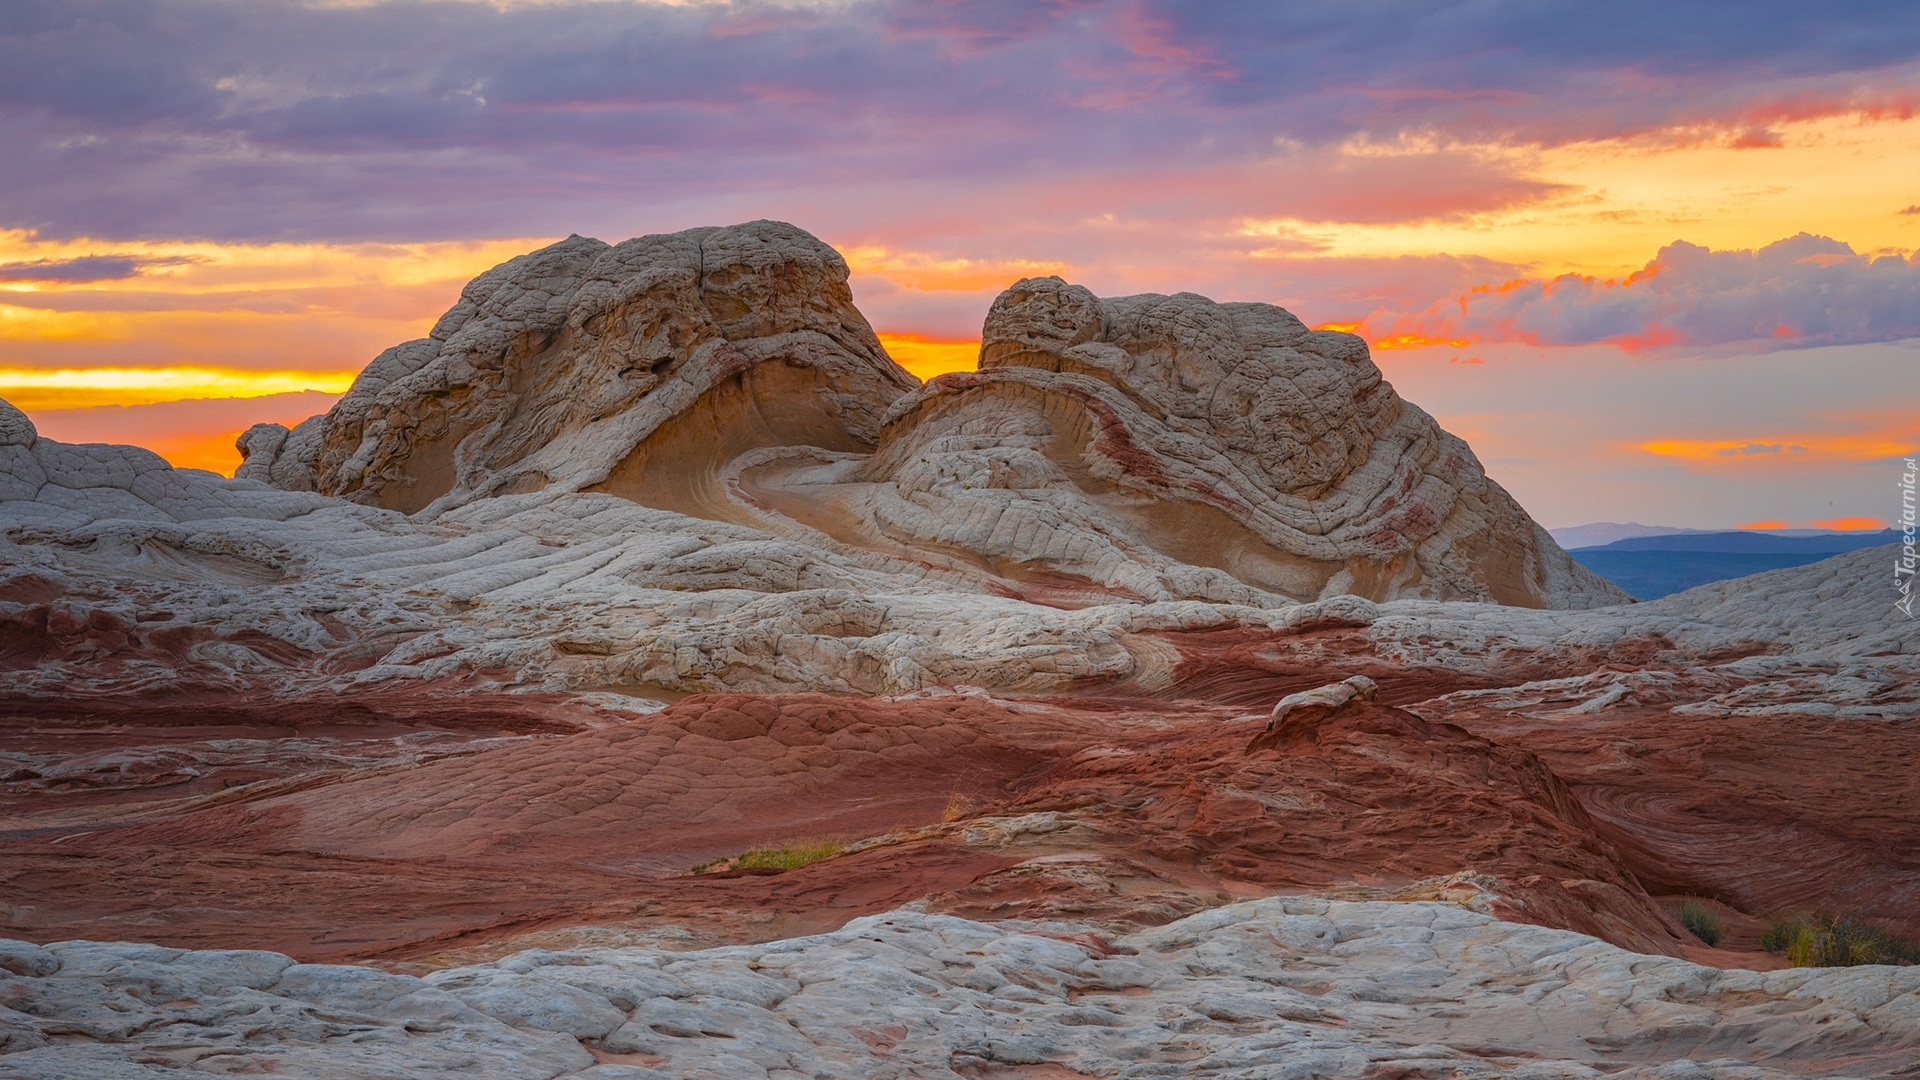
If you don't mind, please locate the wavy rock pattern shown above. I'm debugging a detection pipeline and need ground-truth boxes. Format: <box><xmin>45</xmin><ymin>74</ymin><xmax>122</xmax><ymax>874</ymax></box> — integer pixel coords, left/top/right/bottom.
<box><xmin>818</xmin><ymin>277</ymin><xmax>1624</xmax><ymax>607</ymax></box>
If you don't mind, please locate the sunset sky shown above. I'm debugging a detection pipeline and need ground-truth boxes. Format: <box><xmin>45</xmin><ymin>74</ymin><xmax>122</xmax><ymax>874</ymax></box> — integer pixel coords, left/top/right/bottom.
<box><xmin>3</xmin><ymin>0</ymin><xmax>1917</xmax><ymax>529</ymax></box>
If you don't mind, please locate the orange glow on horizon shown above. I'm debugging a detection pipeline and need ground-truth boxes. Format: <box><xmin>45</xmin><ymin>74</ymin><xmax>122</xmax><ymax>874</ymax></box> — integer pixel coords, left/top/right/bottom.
<box><xmin>151</xmin><ymin>428</ymin><xmax>258</xmax><ymax>475</ymax></box>
<box><xmin>0</xmin><ymin>366</ymin><xmax>360</xmax><ymax>411</ymax></box>
<box><xmin>1735</xmin><ymin>519</ymin><xmax>1790</xmax><ymax>530</ymax></box>
<box><xmin>844</xmin><ymin>246</ymin><xmax>1069</xmax><ymax>293</ymax></box>
<box><xmin>1810</xmin><ymin>515</ymin><xmax>1888</xmax><ymax>530</ymax></box>
<box><xmin>23</xmin><ymin>391</ymin><xmax>340</xmax><ymax>477</ymax></box>
<box><xmin>1633</xmin><ymin>433</ymin><xmax>1914</xmax><ymax>463</ymax></box>
<box><xmin>876</xmin><ymin>333</ymin><xmax>979</xmax><ymax>381</ymax></box>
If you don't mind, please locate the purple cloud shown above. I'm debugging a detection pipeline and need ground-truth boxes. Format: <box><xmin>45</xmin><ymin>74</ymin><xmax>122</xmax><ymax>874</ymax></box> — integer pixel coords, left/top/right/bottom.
<box><xmin>0</xmin><ymin>253</ymin><xmax>201</xmax><ymax>282</ymax></box>
<box><xmin>0</xmin><ymin>0</ymin><xmax>1916</xmax><ymax>245</ymax></box>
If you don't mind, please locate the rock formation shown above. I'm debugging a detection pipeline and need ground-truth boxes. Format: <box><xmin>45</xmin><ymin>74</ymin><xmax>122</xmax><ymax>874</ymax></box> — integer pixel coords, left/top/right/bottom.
<box><xmin>792</xmin><ymin>276</ymin><xmax>1622</xmax><ymax>607</ymax></box>
<box><xmin>2</xmin><ymin>222</ymin><xmax>1914</xmax><ymax>1079</ymax></box>
<box><xmin>240</xmin><ymin>221</ymin><xmax>917</xmax><ymax>514</ymax></box>
<box><xmin>229</xmin><ymin>227</ymin><xmax>1619</xmax><ymax>608</ymax></box>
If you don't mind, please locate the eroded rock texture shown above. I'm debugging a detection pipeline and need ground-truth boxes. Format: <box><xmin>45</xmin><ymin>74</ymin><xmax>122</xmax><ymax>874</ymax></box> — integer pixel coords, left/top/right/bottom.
<box><xmin>227</xmin><ymin>229</ymin><xmax>1615</xmax><ymax>607</ymax></box>
<box><xmin>746</xmin><ymin>275</ymin><xmax>1624</xmax><ymax>608</ymax></box>
<box><xmin>243</xmin><ymin>221</ymin><xmax>916</xmax><ymax>514</ymax></box>
<box><xmin>6</xmin><ymin>901</ymin><xmax>1920</xmax><ymax>1080</ymax></box>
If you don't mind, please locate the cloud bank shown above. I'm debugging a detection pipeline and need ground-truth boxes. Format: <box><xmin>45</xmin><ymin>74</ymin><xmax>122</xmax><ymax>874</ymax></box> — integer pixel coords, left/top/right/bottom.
<box><xmin>1367</xmin><ymin>234</ymin><xmax>1920</xmax><ymax>352</ymax></box>
<box><xmin>2</xmin><ymin>0</ymin><xmax>1917</xmax><ymax>242</ymax></box>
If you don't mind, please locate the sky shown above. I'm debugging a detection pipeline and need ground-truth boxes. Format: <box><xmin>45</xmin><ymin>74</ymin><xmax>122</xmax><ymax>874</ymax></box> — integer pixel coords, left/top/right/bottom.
<box><xmin>2</xmin><ymin>0</ymin><xmax>1918</xmax><ymax>529</ymax></box>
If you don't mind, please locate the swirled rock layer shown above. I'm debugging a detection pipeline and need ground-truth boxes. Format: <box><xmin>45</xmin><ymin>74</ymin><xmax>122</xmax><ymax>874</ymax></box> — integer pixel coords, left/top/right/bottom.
<box><xmin>768</xmin><ymin>276</ymin><xmax>1624</xmax><ymax>607</ymax></box>
<box><xmin>239</xmin><ymin>221</ymin><xmax>917</xmax><ymax>514</ymax></box>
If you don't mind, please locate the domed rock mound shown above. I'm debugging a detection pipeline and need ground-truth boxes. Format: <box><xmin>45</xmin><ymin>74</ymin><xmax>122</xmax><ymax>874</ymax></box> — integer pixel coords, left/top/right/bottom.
<box><xmin>239</xmin><ymin>221</ymin><xmax>918</xmax><ymax>516</ymax></box>
<box><xmin>748</xmin><ymin>276</ymin><xmax>1625</xmax><ymax>608</ymax></box>
<box><xmin>234</xmin><ymin>224</ymin><xmax>1617</xmax><ymax>610</ymax></box>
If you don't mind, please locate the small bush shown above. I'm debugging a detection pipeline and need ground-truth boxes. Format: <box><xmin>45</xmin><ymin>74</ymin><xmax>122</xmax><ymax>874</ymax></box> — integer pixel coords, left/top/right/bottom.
<box><xmin>687</xmin><ymin>838</ymin><xmax>847</xmax><ymax>875</ymax></box>
<box><xmin>1762</xmin><ymin>911</ymin><xmax>1920</xmax><ymax>967</ymax></box>
<box><xmin>1678</xmin><ymin>900</ymin><xmax>1723</xmax><ymax>947</ymax></box>
<box><xmin>734</xmin><ymin>838</ymin><xmax>846</xmax><ymax>871</ymax></box>
<box><xmin>942</xmin><ymin>791</ymin><xmax>975</xmax><ymax>823</ymax></box>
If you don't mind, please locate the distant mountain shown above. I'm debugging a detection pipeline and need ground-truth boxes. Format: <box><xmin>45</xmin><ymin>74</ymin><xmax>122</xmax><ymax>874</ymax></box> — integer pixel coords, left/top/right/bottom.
<box><xmin>1566</xmin><ymin>530</ymin><xmax>1898</xmax><ymax>599</ymax></box>
<box><xmin>1576</xmin><ymin>529</ymin><xmax>1897</xmax><ymax>555</ymax></box>
<box><xmin>1548</xmin><ymin>522</ymin><xmax>1708</xmax><ymax>548</ymax></box>
<box><xmin>1568</xmin><ymin>552</ymin><xmax>1837</xmax><ymax>600</ymax></box>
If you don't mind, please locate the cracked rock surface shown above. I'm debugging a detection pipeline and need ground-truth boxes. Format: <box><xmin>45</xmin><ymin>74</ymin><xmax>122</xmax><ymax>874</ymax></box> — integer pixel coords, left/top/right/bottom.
<box><xmin>5</xmin><ymin>899</ymin><xmax>1918</xmax><ymax>1079</ymax></box>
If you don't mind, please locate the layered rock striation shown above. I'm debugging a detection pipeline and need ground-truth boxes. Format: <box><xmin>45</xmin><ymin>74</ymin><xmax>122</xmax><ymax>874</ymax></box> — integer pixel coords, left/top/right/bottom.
<box><xmin>830</xmin><ymin>277</ymin><xmax>1622</xmax><ymax>607</ymax></box>
<box><xmin>226</xmin><ymin>224</ymin><xmax>1618</xmax><ymax>608</ymax></box>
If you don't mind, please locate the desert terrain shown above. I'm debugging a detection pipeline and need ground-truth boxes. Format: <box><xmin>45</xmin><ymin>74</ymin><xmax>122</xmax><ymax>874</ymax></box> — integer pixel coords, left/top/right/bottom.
<box><xmin>1</xmin><ymin>222</ymin><xmax>1914</xmax><ymax>1078</ymax></box>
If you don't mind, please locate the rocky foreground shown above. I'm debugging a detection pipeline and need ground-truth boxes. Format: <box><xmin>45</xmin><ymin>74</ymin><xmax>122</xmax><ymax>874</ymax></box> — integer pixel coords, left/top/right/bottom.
<box><xmin>7</xmin><ymin>898</ymin><xmax>1920</xmax><ymax>1079</ymax></box>
<box><xmin>1</xmin><ymin>222</ymin><xmax>1916</xmax><ymax>1076</ymax></box>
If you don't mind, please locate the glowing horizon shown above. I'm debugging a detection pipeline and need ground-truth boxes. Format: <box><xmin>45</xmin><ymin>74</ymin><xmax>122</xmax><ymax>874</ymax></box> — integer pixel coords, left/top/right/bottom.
<box><xmin>2</xmin><ymin>0</ymin><xmax>1914</xmax><ymax>521</ymax></box>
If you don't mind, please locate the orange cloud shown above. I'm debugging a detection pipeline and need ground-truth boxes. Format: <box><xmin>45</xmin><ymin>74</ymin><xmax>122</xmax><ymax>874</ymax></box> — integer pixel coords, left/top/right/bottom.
<box><xmin>876</xmin><ymin>333</ymin><xmax>979</xmax><ymax>382</ymax></box>
<box><xmin>1311</xmin><ymin>321</ymin><xmax>1471</xmax><ymax>352</ymax></box>
<box><xmin>1370</xmin><ymin>332</ymin><xmax>1473</xmax><ymax>350</ymax></box>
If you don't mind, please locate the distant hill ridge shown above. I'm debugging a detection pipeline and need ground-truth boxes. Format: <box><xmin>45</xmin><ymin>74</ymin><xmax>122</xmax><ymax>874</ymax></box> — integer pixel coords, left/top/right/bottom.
<box><xmin>1576</xmin><ymin>529</ymin><xmax>1897</xmax><ymax>554</ymax></box>
<box><xmin>1563</xmin><ymin>527</ymin><xmax>1898</xmax><ymax>599</ymax></box>
<box><xmin>1549</xmin><ymin>521</ymin><xmax>1892</xmax><ymax>549</ymax></box>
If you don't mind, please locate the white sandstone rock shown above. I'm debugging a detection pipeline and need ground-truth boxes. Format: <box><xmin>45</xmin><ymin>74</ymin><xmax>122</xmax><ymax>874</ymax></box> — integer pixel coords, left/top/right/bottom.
<box><xmin>3</xmin><ymin>900</ymin><xmax>1915</xmax><ymax>1078</ymax></box>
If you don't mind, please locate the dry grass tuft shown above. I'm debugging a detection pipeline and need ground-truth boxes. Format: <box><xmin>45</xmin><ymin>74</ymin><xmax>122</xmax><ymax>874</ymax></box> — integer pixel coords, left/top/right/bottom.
<box><xmin>1761</xmin><ymin>911</ymin><xmax>1920</xmax><ymax>967</ymax></box>
<box><xmin>942</xmin><ymin>791</ymin><xmax>976</xmax><ymax>823</ymax></box>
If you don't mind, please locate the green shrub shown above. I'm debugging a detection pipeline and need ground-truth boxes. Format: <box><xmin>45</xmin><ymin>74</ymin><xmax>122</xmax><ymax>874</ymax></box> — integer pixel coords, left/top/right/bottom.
<box><xmin>1762</xmin><ymin>912</ymin><xmax>1920</xmax><ymax>967</ymax></box>
<box><xmin>735</xmin><ymin>838</ymin><xmax>846</xmax><ymax>870</ymax></box>
<box><xmin>1678</xmin><ymin>900</ymin><xmax>1723</xmax><ymax>947</ymax></box>
<box><xmin>692</xmin><ymin>838</ymin><xmax>847</xmax><ymax>874</ymax></box>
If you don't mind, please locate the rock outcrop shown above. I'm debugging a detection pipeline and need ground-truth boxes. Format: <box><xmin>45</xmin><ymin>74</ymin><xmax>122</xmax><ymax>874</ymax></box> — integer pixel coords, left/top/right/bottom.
<box><xmin>240</xmin><ymin>221</ymin><xmax>917</xmax><ymax>514</ymax></box>
<box><xmin>805</xmin><ymin>277</ymin><xmax>1623</xmax><ymax>607</ymax></box>
<box><xmin>229</xmin><ymin>231</ymin><xmax>1618</xmax><ymax>608</ymax></box>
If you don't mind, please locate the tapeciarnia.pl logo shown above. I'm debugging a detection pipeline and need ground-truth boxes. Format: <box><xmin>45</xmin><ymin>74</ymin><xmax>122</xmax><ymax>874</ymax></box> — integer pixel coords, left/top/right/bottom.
<box><xmin>1899</xmin><ymin>456</ymin><xmax>1917</xmax><ymax>619</ymax></box>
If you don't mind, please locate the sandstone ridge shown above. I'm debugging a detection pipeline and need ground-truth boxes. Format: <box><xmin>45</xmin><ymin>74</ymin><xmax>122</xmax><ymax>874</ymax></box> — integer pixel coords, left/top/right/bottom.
<box><xmin>232</xmin><ymin>226</ymin><xmax>1619</xmax><ymax>608</ymax></box>
<box><xmin>817</xmin><ymin>276</ymin><xmax>1623</xmax><ymax>607</ymax></box>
